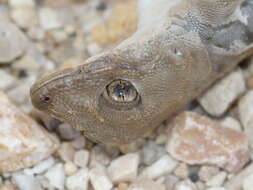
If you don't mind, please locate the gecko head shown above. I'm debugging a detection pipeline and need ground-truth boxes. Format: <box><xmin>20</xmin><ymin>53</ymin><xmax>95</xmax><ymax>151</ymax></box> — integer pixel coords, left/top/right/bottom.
<box><xmin>30</xmin><ymin>50</ymin><xmax>184</xmax><ymax>145</ymax></box>
<box><xmin>30</xmin><ymin>27</ymin><xmax>209</xmax><ymax>145</ymax></box>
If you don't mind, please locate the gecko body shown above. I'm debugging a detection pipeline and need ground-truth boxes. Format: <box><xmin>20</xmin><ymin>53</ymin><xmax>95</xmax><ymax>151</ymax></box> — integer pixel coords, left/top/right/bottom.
<box><xmin>31</xmin><ymin>0</ymin><xmax>253</xmax><ymax>145</ymax></box>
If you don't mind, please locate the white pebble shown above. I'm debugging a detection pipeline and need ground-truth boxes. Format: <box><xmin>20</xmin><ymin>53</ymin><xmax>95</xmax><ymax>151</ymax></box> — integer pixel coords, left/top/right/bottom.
<box><xmin>24</xmin><ymin>157</ymin><xmax>55</xmax><ymax>175</ymax></box>
<box><xmin>11</xmin><ymin>7</ymin><xmax>38</xmax><ymax>29</ymax></box>
<box><xmin>44</xmin><ymin>163</ymin><xmax>65</xmax><ymax>190</ymax></box>
<box><xmin>0</xmin><ymin>70</ymin><xmax>15</xmax><ymax>89</ymax></box>
<box><xmin>9</xmin><ymin>0</ymin><xmax>35</xmax><ymax>8</ymax></box>
<box><xmin>89</xmin><ymin>165</ymin><xmax>113</xmax><ymax>190</ymax></box>
<box><xmin>206</xmin><ymin>188</ymin><xmax>227</xmax><ymax>190</ymax></box>
<box><xmin>239</xmin><ymin>91</ymin><xmax>253</xmax><ymax>148</ymax></box>
<box><xmin>108</xmin><ymin>153</ymin><xmax>140</xmax><ymax>183</ymax></box>
<box><xmin>139</xmin><ymin>154</ymin><xmax>178</xmax><ymax>179</ymax></box>
<box><xmin>64</xmin><ymin>161</ymin><xmax>78</xmax><ymax>176</ymax></box>
<box><xmin>74</xmin><ymin>150</ymin><xmax>89</xmax><ymax>168</ymax></box>
<box><xmin>206</xmin><ymin>171</ymin><xmax>227</xmax><ymax>187</ymax></box>
<box><xmin>220</xmin><ymin>117</ymin><xmax>242</xmax><ymax>131</ymax></box>
<box><xmin>39</xmin><ymin>8</ymin><xmax>62</xmax><ymax>30</ymax></box>
<box><xmin>66</xmin><ymin>168</ymin><xmax>89</xmax><ymax>190</ymax></box>
<box><xmin>243</xmin><ymin>172</ymin><xmax>253</xmax><ymax>190</ymax></box>
<box><xmin>12</xmin><ymin>172</ymin><xmax>42</xmax><ymax>190</ymax></box>
<box><xmin>199</xmin><ymin>69</ymin><xmax>245</xmax><ymax>116</ymax></box>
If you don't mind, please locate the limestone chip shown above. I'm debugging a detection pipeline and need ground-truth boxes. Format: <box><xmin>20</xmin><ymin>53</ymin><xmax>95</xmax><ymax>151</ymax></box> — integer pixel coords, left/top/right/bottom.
<box><xmin>167</xmin><ymin>112</ymin><xmax>249</xmax><ymax>173</ymax></box>
<box><xmin>0</xmin><ymin>91</ymin><xmax>59</xmax><ymax>172</ymax></box>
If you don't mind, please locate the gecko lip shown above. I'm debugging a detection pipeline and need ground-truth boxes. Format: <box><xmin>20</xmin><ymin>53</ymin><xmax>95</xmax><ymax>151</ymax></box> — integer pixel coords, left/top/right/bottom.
<box><xmin>30</xmin><ymin>68</ymin><xmax>76</xmax><ymax>96</ymax></box>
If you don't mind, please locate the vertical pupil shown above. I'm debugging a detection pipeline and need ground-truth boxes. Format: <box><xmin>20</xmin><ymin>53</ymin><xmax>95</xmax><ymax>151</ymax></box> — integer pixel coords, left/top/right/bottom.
<box><xmin>107</xmin><ymin>80</ymin><xmax>137</xmax><ymax>102</ymax></box>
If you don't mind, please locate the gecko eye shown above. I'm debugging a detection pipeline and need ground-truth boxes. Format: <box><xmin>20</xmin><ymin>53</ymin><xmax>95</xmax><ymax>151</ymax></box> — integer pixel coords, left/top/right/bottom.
<box><xmin>106</xmin><ymin>80</ymin><xmax>138</xmax><ymax>102</ymax></box>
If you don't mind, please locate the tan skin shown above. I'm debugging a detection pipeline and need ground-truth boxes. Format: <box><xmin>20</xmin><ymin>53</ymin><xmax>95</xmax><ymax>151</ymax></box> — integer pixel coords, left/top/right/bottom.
<box><xmin>30</xmin><ymin>0</ymin><xmax>253</xmax><ymax>145</ymax></box>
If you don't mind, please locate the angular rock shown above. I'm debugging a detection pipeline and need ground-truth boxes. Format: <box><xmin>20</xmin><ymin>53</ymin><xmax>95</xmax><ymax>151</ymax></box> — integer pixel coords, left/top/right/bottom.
<box><xmin>128</xmin><ymin>180</ymin><xmax>166</xmax><ymax>190</ymax></box>
<box><xmin>39</xmin><ymin>8</ymin><xmax>62</xmax><ymax>30</ymax></box>
<box><xmin>167</xmin><ymin>112</ymin><xmax>249</xmax><ymax>173</ymax></box>
<box><xmin>12</xmin><ymin>172</ymin><xmax>42</xmax><ymax>190</ymax></box>
<box><xmin>0</xmin><ymin>22</ymin><xmax>27</xmax><ymax>63</ymax></box>
<box><xmin>243</xmin><ymin>172</ymin><xmax>253</xmax><ymax>190</ymax></box>
<box><xmin>44</xmin><ymin>163</ymin><xmax>65</xmax><ymax>190</ymax></box>
<box><xmin>225</xmin><ymin>163</ymin><xmax>253</xmax><ymax>190</ymax></box>
<box><xmin>174</xmin><ymin>180</ymin><xmax>197</xmax><ymax>190</ymax></box>
<box><xmin>108</xmin><ymin>153</ymin><xmax>139</xmax><ymax>183</ymax></box>
<box><xmin>66</xmin><ymin>168</ymin><xmax>89</xmax><ymax>190</ymax></box>
<box><xmin>220</xmin><ymin>117</ymin><xmax>242</xmax><ymax>131</ymax></box>
<box><xmin>8</xmin><ymin>0</ymin><xmax>35</xmax><ymax>8</ymax></box>
<box><xmin>174</xmin><ymin>163</ymin><xmax>189</xmax><ymax>180</ymax></box>
<box><xmin>23</xmin><ymin>157</ymin><xmax>55</xmax><ymax>175</ymax></box>
<box><xmin>141</xmin><ymin>141</ymin><xmax>166</xmax><ymax>165</ymax></box>
<box><xmin>64</xmin><ymin>161</ymin><xmax>78</xmax><ymax>176</ymax></box>
<box><xmin>239</xmin><ymin>91</ymin><xmax>253</xmax><ymax>148</ymax></box>
<box><xmin>0</xmin><ymin>91</ymin><xmax>59</xmax><ymax>173</ymax></box>
<box><xmin>139</xmin><ymin>155</ymin><xmax>178</xmax><ymax>179</ymax></box>
<box><xmin>0</xmin><ymin>70</ymin><xmax>15</xmax><ymax>90</ymax></box>
<box><xmin>199</xmin><ymin>166</ymin><xmax>220</xmax><ymax>182</ymax></box>
<box><xmin>57</xmin><ymin>142</ymin><xmax>75</xmax><ymax>162</ymax></box>
<box><xmin>74</xmin><ymin>149</ymin><xmax>89</xmax><ymax>168</ymax></box>
<box><xmin>11</xmin><ymin>7</ymin><xmax>38</xmax><ymax>29</ymax></box>
<box><xmin>89</xmin><ymin>165</ymin><xmax>113</xmax><ymax>190</ymax></box>
<box><xmin>198</xmin><ymin>69</ymin><xmax>245</xmax><ymax>116</ymax></box>
<box><xmin>206</xmin><ymin>171</ymin><xmax>227</xmax><ymax>187</ymax></box>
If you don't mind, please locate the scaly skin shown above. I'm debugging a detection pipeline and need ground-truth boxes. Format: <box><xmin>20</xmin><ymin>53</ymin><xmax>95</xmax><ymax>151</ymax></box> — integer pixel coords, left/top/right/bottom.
<box><xmin>30</xmin><ymin>0</ymin><xmax>253</xmax><ymax>145</ymax></box>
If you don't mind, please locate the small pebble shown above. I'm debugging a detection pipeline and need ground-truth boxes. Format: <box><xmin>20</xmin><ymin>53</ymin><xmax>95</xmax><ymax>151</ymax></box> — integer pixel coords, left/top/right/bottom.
<box><xmin>141</xmin><ymin>141</ymin><xmax>166</xmax><ymax>165</ymax></box>
<box><xmin>66</xmin><ymin>168</ymin><xmax>89</xmax><ymax>190</ymax></box>
<box><xmin>128</xmin><ymin>180</ymin><xmax>166</xmax><ymax>190</ymax></box>
<box><xmin>11</xmin><ymin>7</ymin><xmax>38</xmax><ymax>29</ymax></box>
<box><xmin>57</xmin><ymin>142</ymin><xmax>75</xmax><ymax>162</ymax></box>
<box><xmin>198</xmin><ymin>69</ymin><xmax>245</xmax><ymax>116</ymax></box>
<box><xmin>89</xmin><ymin>165</ymin><xmax>113</xmax><ymax>190</ymax></box>
<box><xmin>57</xmin><ymin>123</ymin><xmax>81</xmax><ymax>140</ymax></box>
<box><xmin>199</xmin><ymin>166</ymin><xmax>220</xmax><ymax>182</ymax></box>
<box><xmin>89</xmin><ymin>146</ymin><xmax>111</xmax><ymax>167</ymax></box>
<box><xmin>108</xmin><ymin>153</ymin><xmax>140</xmax><ymax>183</ymax></box>
<box><xmin>70</xmin><ymin>136</ymin><xmax>86</xmax><ymax>150</ymax></box>
<box><xmin>12</xmin><ymin>172</ymin><xmax>42</xmax><ymax>190</ymax></box>
<box><xmin>0</xmin><ymin>70</ymin><xmax>15</xmax><ymax>89</ymax></box>
<box><xmin>44</xmin><ymin>163</ymin><xmax>65</xmax><ymax>190</ymax></box>
<box><xmin>139</xmin><ymin>154</ymin><xmax>178</xmax><ymax>179</ymax></box>
<box><xmin>74</xmin><ymin>149</ymin><xmax>90</xmax><ymax>168</ymax></box>
<box><xmin>9</xmin><ymin>0</ymin><xmax>35</xmax><ymax>8</ymax></box>
<box><xmin>220</xmin><ymin>117</ymin><xmax>242</xmax><ymax>131</ymax></box>
<box><xmin>174</xmin><ymin>180</ymin><xmax>197</xmax><ymax>190</ymax></box>
<box><xmin>39</xmin><ymin>8</ymin><xmax>62</xmax><ymax>30</ymax></box>
<box><xmin>0</xmin><ymin>22</ymin><xmax>27</xmax><ymax>63</ymax></box>
<box><xmin>64</xmin><ymin>161</ymin><xmax>78</xmax><ymax>176</ymax></box>
<box><xmin>206</xmin><ymin>171</ymin><xmax>227</xmax><ymax>187</ymax></box>
<box><xmin>243</xmin><ymin>172</ymin><xmax>253</xmax><ymax>190</ymax></box>
<box><xmin>239</xmin><ymin>90</ymin><xmax>253</xmax><ymax>148</ymax></box>
<box><xmin>23</xmin><ymin>157</ymin><xmax>55</xmax><ymax>175</ymax></box>
<box><xmin>174</xmin><ymin>163</ymin><xmax>189</xmax><ymax>180</ymax></box>
<box><xmin>225</xmin><ymin>163</ymin><xmax>253</xmax><ymax>190</ymax></box>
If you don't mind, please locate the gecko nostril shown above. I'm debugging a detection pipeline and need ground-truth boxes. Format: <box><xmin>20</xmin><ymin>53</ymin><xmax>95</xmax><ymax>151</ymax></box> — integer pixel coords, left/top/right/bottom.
<box><xmin>43</xmin><ymin>96</ymin><xmax>50</xmax><ymax>102</ymax></box>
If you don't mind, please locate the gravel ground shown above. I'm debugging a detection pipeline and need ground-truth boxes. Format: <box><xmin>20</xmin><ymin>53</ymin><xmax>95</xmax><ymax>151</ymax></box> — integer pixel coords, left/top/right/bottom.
<box><xmin>0</xmin><ymin>0</ymin><xmax>253</xmax><ymax>190</ymax></box>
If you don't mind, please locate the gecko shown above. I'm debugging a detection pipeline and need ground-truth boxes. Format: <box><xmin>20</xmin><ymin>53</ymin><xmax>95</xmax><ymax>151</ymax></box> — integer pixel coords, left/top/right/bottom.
<box><xmin>30</xmin><ymin>0</ymin><xmax>253</xmax><ymax>145</ymax></box>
